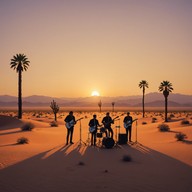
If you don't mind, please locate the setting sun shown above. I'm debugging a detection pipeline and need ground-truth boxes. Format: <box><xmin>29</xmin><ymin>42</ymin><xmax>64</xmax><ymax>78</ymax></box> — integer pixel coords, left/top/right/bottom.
<box><xmin>91</xmin><ymin>91</ymin><xmax>100</xmax><ymax>96</ymax></box>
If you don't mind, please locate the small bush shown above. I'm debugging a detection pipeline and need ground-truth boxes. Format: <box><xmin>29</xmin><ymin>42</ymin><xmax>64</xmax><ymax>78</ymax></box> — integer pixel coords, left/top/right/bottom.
<box><xmin>50</xmin><ymin>121</ymin><xmax>58</xmax><ymax>127</ymax></box>
<box><xmin>181</xmin><ymin>120</ymin><xmax>190</xmax><ymax>125</ymax></box>
<box><xmin>175</xmin><ymin>132</ymin><xmax>187</xmax><ymax>141</ymax></box>
<box><xmin>142</xmin><ymin>122</ymin><xmax>147</xmax><ymax>125</ymax></box>
<box><xmin>78</xmin><ymin>161</ymin><xmax>85</xmax><ymax>166</ymax></box>
<box><xmin>17</xmin><ymin>137</ymin><xmax>29</xmax><ymax>144</ymax></box>
<box><xmin>122</xmin><ymin>155</ymin><xmax>132</xmax><ymax>162</ymax></box>
<box><xmin>157</xmin><ymin>123</ymin><xmax>170</xmax><ymax>132</ymax></box>
<box><xmin>21</xmin><ymin>122</ymin><xmax>35</xmax><ymax>131</ymax></box>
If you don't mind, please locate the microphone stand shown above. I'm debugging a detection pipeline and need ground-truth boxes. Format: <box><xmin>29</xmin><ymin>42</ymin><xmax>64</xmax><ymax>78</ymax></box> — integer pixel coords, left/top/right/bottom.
<box><xmin>77</xmin><ymin>119</ymin><xmax>86</xmax><ymax>147</ymax></box>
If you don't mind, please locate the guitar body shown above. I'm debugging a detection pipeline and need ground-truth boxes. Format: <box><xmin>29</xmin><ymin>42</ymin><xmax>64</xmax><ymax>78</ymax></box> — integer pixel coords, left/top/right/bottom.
<box><xmin>89</xmin><ymin>126</ymin><xmax>96</xmax><ymax>133</ymax></box>
<box><xmin>66</xmin><ymin>120</ymin><xmax>75</xmax><ymax>129</ymax></box>
<box><xmin>124</xmin><ymin>119</ymin><xmax>138</xmax><ymax>129</ymax></box>
<box><xmin>65</xmin><ymin>117</ymin><xmax>84</xmax><ymax>129</ymax></box>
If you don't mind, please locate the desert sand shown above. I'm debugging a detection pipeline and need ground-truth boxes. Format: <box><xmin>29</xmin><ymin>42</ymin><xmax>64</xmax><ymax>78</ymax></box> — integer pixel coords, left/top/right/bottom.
<box><xmin>0</xmin><ymin>110</ymin><xmax>192</xmax><ymax>192</ymax></box>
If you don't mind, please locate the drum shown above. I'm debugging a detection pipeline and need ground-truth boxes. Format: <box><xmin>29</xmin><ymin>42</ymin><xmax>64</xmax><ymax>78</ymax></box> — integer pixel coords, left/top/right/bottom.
<box><xmin>102</xmin><ymin>137</ymin><xmax>115</xmax><ymax>149</ymax></box>
<box><xmin>100</xmin><ymin>127</ymin><xmax>106</xmax><ymax>133</ymax></box>
<box><xmin>96</xmin><ymin>132</ymin><xmax>103</xmax><ymax>138</ymax></box>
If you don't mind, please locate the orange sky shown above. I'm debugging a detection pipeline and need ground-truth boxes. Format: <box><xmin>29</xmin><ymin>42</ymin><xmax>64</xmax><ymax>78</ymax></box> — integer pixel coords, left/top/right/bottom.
<box><xmin>1</xmin><ymin>0</ymin><xmax>192</xmax><ymax>97</ymax></box>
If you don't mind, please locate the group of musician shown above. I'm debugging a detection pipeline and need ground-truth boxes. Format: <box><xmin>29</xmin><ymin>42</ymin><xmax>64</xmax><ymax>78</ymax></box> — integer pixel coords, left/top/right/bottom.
<box><xmin>64</xmin><ymin>111</ymin><xmax>133</xmax><ymax>146</ymax></box>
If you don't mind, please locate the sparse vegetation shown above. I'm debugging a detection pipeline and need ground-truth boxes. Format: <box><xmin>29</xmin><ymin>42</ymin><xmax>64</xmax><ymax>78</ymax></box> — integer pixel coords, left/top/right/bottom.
<box><xmin>181</xmin><ymin>119</ymin><xmax>190</xmax><ymax>125</ymax></box>
<box><xmin>175</xmin><ymin>132</ymin><xmax>187</xmax><ymax>141</ymax></box>
<box><xmin>50</xmin><ymin>100</ymin><xmax>60</xmax><ymax>121</ymax></box>
<box><xmin>142</xmin><ymin>121</ymin><xmax>147</xmax><ymax>125</ymax></box>
<box><xmin>17</xmin><ymin>137</ymin><xmax>29</xmax><ymax>144</ymax></box>
<box><xmin>50</xmin><ymin>121</ymin><xmax>58</xmax><ymax>127</ymax></box>
<box><xmin>78</xmin><ymin>161</ymin><xmax>85</xmax><ymax>166</ymax></box>
<box><xmin>157</xmin><ymin>123</ymin><xmax>170</xmax><ymax>132</ymax></box>
<box><xmin>21</xmin><ymin>122</ymin><xmax>35</xmax><ymax>131</ymax></box>
<box><xmin>122</xmin><ymin>155</ymin><xmax>132</xmax><ymax>162</ymax></box>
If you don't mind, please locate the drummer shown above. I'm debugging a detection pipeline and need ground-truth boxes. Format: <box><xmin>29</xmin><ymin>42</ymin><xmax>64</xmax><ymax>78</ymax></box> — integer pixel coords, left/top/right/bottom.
<box><xmin>88</xmin><ymin>114</ymin><xmax>101</xmax><ymax>146</ymax></box>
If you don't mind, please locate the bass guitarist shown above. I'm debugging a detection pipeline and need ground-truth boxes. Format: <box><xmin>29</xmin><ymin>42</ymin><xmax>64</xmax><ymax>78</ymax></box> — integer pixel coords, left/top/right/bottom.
<box><xmin>64</xmin><ymin>111</ymin><xmax>76</xmax><ymax>145</ymax></box>
<box><xmin>102</xmin><ymin>112</ymin><xmax>114</xmax><ymax>138</ymax></box>
<box><xmin>123</xmin><ymin>112</ymin><xmax>133</xmax><ymax>142</ymax></box>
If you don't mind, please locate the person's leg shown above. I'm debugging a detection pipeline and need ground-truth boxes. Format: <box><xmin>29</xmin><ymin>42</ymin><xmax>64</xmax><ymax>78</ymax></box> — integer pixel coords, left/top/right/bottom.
<box><xmin>70</xmin><ymin>127</ymin><xmax>74</xmax><ymax>144</ymax></box>
<box><xmin>93</xmin><ymin>132</ymin><xmax>97</xmax><ymax>146</ymax></box>
<box><xmin>91</xmin><ymin>133</ymin><xmax>94</xmax><ymax>145</ymax></box>
<box><xmin>129</xmin><ymin>127</ymin><xmax>132</xmax><ymax>142</ymax></box>
<box><xmin>66</xmin><ymin>129</ymin><xmax>70</xmax><ymax>144</ymax></box>
<box><xmin>125</xmin><ymin>128</ymin><xmax>128</xmax><ymax>142</ymax></box>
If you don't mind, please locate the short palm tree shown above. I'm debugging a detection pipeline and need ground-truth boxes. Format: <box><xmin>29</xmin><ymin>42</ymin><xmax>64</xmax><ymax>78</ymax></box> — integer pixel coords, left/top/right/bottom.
<box><xmin>139</xmin><ymin>80</ymin><xmax>149</xmax><ymax>118</ymax></box>
<box><xmin>112</xmin><ymin>102</ymin><xmax>115</xmax><ymax>112</ymax></box>
<box><xmin>98</xmin><ymin>100</ymin><xmax>102</xmax><ymax>113</ymax></box>
<box><xmin>158</xmin><ymin>80</ymin><xmax>173</xmax><ymax>122</ymax></box>
<box><xmin>10</xmin><ymin>54</ymin><xmax>30</xmax><ymax>119</ymax></box>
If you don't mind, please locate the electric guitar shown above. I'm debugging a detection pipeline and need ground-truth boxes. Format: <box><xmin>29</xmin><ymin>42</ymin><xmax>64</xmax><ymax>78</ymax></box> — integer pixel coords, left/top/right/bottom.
<box><xmin>89</xmin><ymin>126</ymin><xmax>97</xmax><ymax>133</ymax></box>
<box><xmin>124</xmin><ymin>118</ymin><xmax>138</xmax><ymax>129</ymax></box>
<box><xmin>65</xmin><ymin>117</ymin><xmax>84</xmax><ymax>129</ymax></box>
<box><xmin>103</xmin><ymin>113</ymin><xmax>124</xmax><ymax>128</ymax></box>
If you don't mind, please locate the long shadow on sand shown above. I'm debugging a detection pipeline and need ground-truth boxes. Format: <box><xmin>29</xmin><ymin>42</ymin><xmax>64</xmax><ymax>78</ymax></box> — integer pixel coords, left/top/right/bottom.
<box><xmin>0</xmin><ymin>143</ymin><xmax>192</xmax><ymax>192</ymax></box>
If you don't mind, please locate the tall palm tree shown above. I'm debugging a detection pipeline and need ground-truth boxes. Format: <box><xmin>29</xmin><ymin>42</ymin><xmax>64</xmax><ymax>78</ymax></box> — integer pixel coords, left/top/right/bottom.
<box><xmin>139</xmin><ymin>80</ymin><xmax>149</xmax><ymax>118</ymax></box>
<box><xmin>158</xmin><ymin>80</ymin><xmax>173</xmax><ymax>122</ymax></box>
<box><xmin>10</xmin><ymin>54</ymin><xmax>30</xmax><ymax>119</ymax></box>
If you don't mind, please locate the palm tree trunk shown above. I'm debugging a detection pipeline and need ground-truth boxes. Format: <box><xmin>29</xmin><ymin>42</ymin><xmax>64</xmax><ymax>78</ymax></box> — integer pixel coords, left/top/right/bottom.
<box><xmin>142</xmin><ymin>90</ymin><xmax>145</xmax><ymax>118</ymax></box>
<box><xmin>165</xmin><ymin>96</ymin><xmax>168</xmax><ymax>122</ymax></box>
<box><xmin>18</xmin><ymin>70</ymin><xmax>22</xmax><ymax>119</ymax></box>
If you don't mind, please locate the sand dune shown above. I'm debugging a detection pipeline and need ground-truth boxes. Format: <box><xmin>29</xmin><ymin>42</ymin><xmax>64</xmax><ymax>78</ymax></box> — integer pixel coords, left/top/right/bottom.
<box><xmin>0</xmin><ymin>111</ymin><xmax>192</xmax><ymax>192</ymax></box>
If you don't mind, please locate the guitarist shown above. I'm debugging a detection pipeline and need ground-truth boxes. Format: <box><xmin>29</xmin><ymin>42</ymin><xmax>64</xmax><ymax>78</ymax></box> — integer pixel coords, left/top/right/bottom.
<box><xmin>88</xmin><ymin>114</ymin><xmax>101</xmax><ymax>146</ymax></box>
<box><xmin>64</xmin><ymin>111</ymin><xmax>76</xmax><ymax>145</ymax></box>
<box><xmin>123</xmin><ymin>112</ymin><xmax>133</xmax><ymax>142</ymax></box>
<box><xmin>102</xmin><ymin>112</ymin><xmax>114</xmax><ymax>138</ymax></box>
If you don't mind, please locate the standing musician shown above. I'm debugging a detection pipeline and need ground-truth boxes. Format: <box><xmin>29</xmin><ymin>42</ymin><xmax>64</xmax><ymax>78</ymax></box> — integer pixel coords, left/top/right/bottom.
<box><xmin>102</xmin><ymin>112</ymin><xmax>114</xmax><ymax>138</ymax></box>
<box><xmin>88</xmin><ymin>114</ymin><xmax>101</xmax><ymax>146</ymax></box>
<box><xmin>123</xmin><ymin>112</ymin><xmax>133</xmax><ymax>142</ymax></box>
<box><xmin>64</xmin><ymin>111</ymin><xmax>76</xmax><ymax>145</ymax></box>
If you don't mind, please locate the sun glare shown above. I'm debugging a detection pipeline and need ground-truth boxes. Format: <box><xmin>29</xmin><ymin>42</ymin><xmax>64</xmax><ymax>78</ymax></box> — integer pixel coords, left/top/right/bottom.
<box><xmin>91</xmin><ymin>91</ymin><xmax>100</xmax><ymax>96</ymax></box>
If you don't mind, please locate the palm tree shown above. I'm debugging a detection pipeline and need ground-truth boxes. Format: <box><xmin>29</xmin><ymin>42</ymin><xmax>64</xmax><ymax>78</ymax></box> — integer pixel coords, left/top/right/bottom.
<box><xmin>139</xmin><ymin>80</ymin><xmax>149</xmax><ymax>118</ymax></box>
<box><xmin>10</xmin><ymin>54</ymin><xmax>30</xmax><ymax>119</ymax></box>
<box><xmin>158</xmin><ymin>80</ymin><xmax>173</xmax><ymax>122</ymax></box>
<box><xmin>98</xmin><ymin>100</ymin><xmax>102</xmax><ymax>113</ymax></box>
<box><xmin>112</xmin><ymin>102</ymin><xmax>115</xmax><ymax>112</ymax></box>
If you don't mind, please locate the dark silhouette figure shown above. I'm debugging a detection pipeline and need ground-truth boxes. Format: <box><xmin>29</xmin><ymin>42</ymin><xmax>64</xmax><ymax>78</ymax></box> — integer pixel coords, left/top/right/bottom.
<box><xmin>64</xmin><ymin>111</ymin><xmax>76</xmax><ymax>145</ymax></box>
<box><xmin>88</xmin><ymin>114</ymin><xmax>100</xmax><ymax>146</ymax></box>
<box><xmin>123</xmin><ymin>112</ymin><xmax>133</xmax><ymax>142</ymax></box>
<box><xmin>102</xmin><ymin>112</ymin><xmax>114</xmax><ymax>138</ymax></box>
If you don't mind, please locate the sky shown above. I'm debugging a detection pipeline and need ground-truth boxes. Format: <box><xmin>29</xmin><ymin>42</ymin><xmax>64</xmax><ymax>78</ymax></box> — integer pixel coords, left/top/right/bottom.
<box><xmin>1</xmin><ymin>0</ymin><xmax>192</xmax><ymax>98</ymax></box>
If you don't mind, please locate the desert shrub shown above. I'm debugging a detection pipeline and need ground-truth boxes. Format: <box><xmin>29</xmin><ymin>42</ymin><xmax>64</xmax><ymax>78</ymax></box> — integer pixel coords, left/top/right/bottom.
<box><xmin>17</xmin><ymin>137</ymin><xmax>29</xmax><ymax>144</ymax></box>
<box><xmin>175</xmin><ymin>132</ymin><xmax>187</xmax><ymax>141</ymax></box>
<box><xmin>122</xmin><ymin>155</ymin><xmax>132</xmax><ymax>162</ymax></box>
<box><xmin>21</xmin><ymin>122</ymin><xmax>35</xmax><ymax>131</ymax></box>
<box><xmin>50</xmin><ymin>121</ymin><xmax>58</xmax><ymax>127</ymax></box>
<box><xmin>181</xmin><ymin>120</ymin><xmax>190</xmax><ymax>125</ymax></box>
<box><xmin>169</xmin><ymin>114</ymin><xmax>175</xmax><ymax>118</ymax></box>
<box><xmin>78</xmin><ymin>161</ymin><xmax>85</xmax><ymax>166</ymax></box>
<box><xmin>157</xmin><ymin>123</ymin><xmax>170</xmax><ymax>132</ymax></box>
<box><xmin>142</xmin><ymin>122</ymin><xmax>147</xmax><ymax>125</ymax></box>
<box><xmin>151</xmin><ymin>117</ymin><xmax>157</xmax><ymax>123</ymax></box>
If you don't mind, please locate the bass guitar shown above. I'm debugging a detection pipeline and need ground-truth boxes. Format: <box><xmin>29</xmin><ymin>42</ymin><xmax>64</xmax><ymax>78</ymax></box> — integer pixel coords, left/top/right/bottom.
<box><xmin>65</xmin><ymin>117</ymin><xmax>84</xmax><ymax>129</ymax></box>
<box><xmin>124</xmin><ymin>118</ymin><xmax>138</xmax><ymax>129</ymax></box>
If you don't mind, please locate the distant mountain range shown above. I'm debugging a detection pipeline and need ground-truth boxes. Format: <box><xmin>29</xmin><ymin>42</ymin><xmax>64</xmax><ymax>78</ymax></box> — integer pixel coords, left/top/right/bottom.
<box><xmin>0</xmin><ymin>92</ymin><xmax>192</xmax><ymax>108</ymax></box>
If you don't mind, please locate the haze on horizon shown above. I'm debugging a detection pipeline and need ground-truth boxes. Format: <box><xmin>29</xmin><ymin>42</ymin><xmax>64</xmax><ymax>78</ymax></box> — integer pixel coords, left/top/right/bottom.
<box><xmin>1</xmin><ymin>0</ymin><xmax>192</xmax><ymax>98</ymax></box>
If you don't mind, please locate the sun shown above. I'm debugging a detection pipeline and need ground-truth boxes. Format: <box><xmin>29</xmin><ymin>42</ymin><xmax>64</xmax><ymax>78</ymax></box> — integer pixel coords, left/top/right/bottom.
<box><xmin>91</xmin><ymin>91</ymin><xmax>100</xmax><ymax>96</ymax></box>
